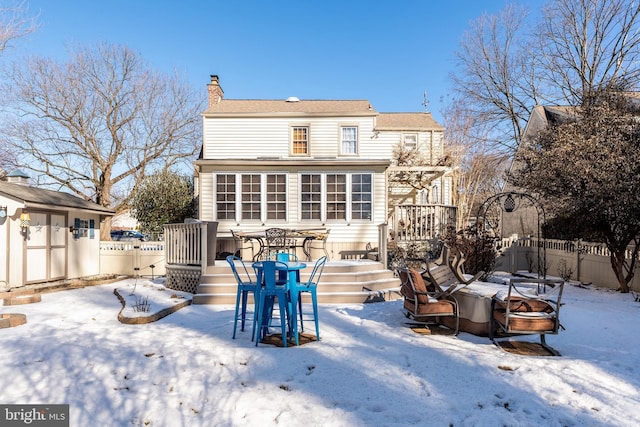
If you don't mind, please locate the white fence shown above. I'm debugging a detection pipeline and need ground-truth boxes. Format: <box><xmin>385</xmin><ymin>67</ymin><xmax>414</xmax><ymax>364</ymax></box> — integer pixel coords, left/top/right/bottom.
<box><xmin>100</xmin><ymin>241</ymin><xmax>166</xmax><ymax>277</ymax></box>
<box><xmin>495</xmin><ymin>237</ymin><xmax>640</xmax><ymax>291</ymax></box>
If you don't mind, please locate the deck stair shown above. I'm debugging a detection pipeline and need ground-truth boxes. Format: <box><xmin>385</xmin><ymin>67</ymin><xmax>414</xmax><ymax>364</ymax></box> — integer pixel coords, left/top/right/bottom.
<box><xmin>192</xmin><ymin>259</ymin><xmax>401</xmax><ymax>305</ymax></box>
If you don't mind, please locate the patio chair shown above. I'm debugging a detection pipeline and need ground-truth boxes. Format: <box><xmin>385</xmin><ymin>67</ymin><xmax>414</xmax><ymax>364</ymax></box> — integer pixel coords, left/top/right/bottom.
<box><xmin>489</xmin><ymin>278</ymin><xmax>565</xmax><ymax>354</ymax></box>
<box><xmin>254</xmin><ymin>260</ymin><xmax>291</xmax><ymax>347</ymax></box>
<box><xmin>304</xmin><ymin>229</ymin><xmax>331</xmax><ymax>261</ymax></box>
<box><xmin>264</xmin><ymin>227</ymin><xmax>293</xmax><ymax>259</ymax></box>
<box><xmin>230</xmin><ymin>229</ymin><xmax>255</xmax><ymax>260</ymax></box>
<box><xmin>267</xmin><ymin>252</ymin><xmax>299</xmax><ymax>285</ymax></box>
<box><xmin>289</xmin><ymin>256</ymin><xmax>327</xmax><ymax>344</ymax></box>
<box><xmin>398</xmin><ymin>267</ymin><xmax>459</xmax><ymax>335</ymax></box>
<box><xmin>227</xmin><ymin>255</ymin><xmax>260</xmax><ymax>340</ymax></box>
<box><xmin>423</xmin><ymin>244</ymin><xmax>484</xmax><ymax>295</ymax></box>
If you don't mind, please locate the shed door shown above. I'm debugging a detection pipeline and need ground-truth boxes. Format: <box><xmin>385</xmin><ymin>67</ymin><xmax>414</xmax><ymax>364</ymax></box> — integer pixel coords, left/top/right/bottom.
<box><xmin>25</xmin><ymin>213</ymin><xmax>67</xmax><ymax>283</ymax></box>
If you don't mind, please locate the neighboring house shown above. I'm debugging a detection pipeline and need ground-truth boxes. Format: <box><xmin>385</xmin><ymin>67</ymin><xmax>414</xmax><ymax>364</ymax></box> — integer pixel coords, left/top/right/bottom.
<box><xmin>195</xmin><ymin>75</ymin><xmax>455</xmax><ymax>257</ymax></box>
<box><xmin>501</xmin><ymin>106</ymin><xmax>574</xmax><ymax>238</ymax></box>
<box><xmin>110</xmin><ymin>210</ymin><xmax>139</xmax><ymax>231</ymax></box>
<box><xmin>0</xmin><ymin>170</ymin><xmax>114</xmax><ymax>290</ymax></box>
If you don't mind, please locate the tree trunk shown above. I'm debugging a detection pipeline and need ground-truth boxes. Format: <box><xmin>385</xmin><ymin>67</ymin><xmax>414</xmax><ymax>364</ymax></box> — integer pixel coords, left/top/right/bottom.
<box><xmin>609</xmin><ymin>249</ymin><xmax>631</xmax><ymax>293</ymax></box>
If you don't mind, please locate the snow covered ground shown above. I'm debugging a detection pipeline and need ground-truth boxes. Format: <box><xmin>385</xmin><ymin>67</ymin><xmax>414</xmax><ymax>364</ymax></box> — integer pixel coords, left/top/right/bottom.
<box><xmin>1</xmin><ymin>274</ymin><xmax>639</xmax><ymax>427</ymax></box>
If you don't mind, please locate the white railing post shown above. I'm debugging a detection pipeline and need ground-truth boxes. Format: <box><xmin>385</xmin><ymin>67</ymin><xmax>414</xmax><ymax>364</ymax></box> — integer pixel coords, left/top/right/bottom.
<box><xmin>378</xmin><ymin>223</ymin><xmax>388</xmax><ymax>269</ymax></box>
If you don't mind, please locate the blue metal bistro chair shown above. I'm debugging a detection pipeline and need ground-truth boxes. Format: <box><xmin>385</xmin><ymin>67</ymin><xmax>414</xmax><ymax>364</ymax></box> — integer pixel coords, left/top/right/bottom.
<box><xmin>253</xmin><ymin>260</ymin><xmax>291</xmax><ymax>347</ymax></box>
<box><xmin>289</xmin><ymin>256</ymin><xmax>326</xmax><ymax>344</ymax></box>
<box><xmin>227</xmin><ymin>255</ymin><xmax>260</xmax><ymax>340</ymax></box>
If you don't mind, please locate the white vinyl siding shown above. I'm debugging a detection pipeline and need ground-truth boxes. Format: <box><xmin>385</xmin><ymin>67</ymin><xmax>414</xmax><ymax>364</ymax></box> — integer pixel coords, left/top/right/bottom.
<box><xmin>203</xmin><ymin>117</ymin><xmax>377</xmax><ymax>159</ymax></box>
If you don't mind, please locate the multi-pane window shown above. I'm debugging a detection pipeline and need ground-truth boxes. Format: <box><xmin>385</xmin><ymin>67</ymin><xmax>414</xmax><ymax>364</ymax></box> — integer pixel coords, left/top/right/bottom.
<box><xmin>301</xmin><ymin>174</ymin><xmax>321</xmax><ymax>220</ymax></box>
<box><xmin>351</xmin><ymin>174</ymin><xmax>372</xmax><ymax>220</ymax></box>
<box><xmin>326</xmin><ymin>174</ymin><xmax>346</xmax><ymax>220</ymax></box>
<box><xmin>216</xmin><ymin>174</ymin><xmax>236</xmax><ymax>220</ymax></box>
<box><xmin>403</xmin><ymin>134</ymin><xmax>417</xmax><ymax>150</ymax></box>
<box><xmin>341</xmin><ymin>126</ymin><xmax>358</xmax><ymax>155</ymax></box>
<box><xmin>216</xmin><ymin>173</ymin><xmax>287</xmax><ymax>221</ymax></box>
<box><xmin>241</xmin><ymin>174</ymin><xmax>261</xmax><ymax>220</ymax></box>
<box><xmin>72</xmin><ymin>218</ymin><xmax>93</xmax><ymax>239</ymax></box>
<box><xmin>292</xmin><ymin>127</ymin><xmax>309</xmax><ymax>155</ymax></box>
<box><xmin>300</xmin><ymin>173</ymin><xmax>372</xmax><ymax>222</ymax></box>
<box><xmin>266</xmin><ymin>174</ymin><xmax>287</xmax><ymax>220</ymax></box>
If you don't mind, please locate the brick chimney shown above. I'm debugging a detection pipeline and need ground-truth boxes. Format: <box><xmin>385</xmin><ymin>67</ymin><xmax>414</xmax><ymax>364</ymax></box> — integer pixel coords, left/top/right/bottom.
<box><xmin>207</xmin><ymin>75</ymin><xmax>224</xmax><ymax>107</ymax></box>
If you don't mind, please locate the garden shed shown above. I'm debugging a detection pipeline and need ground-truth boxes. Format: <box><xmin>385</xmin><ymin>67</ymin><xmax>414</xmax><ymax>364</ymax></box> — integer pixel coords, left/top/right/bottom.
<box><xmin>0</xmin><ymin>170</ymin><xmax>114</xmax><ymax>290</ymax></box>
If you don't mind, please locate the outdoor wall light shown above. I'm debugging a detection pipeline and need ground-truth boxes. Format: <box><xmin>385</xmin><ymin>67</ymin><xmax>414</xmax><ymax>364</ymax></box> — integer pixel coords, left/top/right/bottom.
<box><xmin>503</xmin><ymin>193</ymin><xmax>516</xmax><ymax>213</ymax></box>
<box><xmin>0</xmin><ymin>206</ymin><xmax>6</xmax><ymax>219</ymax></box>
<box><xmin>19</xmin><ymin>211</ymin><xmax>30</xmax><ymax>231</ymax></box>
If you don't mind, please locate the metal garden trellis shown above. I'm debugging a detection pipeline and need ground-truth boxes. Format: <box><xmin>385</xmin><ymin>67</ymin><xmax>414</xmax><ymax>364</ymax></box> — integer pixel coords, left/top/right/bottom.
<box><xmin>475</xmin><ymin>191</ymin><xmax>547</xmax><ymax>279</ymax></box>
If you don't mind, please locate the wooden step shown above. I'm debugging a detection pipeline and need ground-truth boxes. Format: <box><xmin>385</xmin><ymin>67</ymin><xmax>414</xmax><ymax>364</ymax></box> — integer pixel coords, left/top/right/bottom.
<box><xmin>192</xmin><ymin>290</ymin><xmax>402</xmax><ymax>305</ymax></box>
<box><xmin>192</xmin><ymin>260</ymin><xmax>401</xmax><ymax>305</ymax></box>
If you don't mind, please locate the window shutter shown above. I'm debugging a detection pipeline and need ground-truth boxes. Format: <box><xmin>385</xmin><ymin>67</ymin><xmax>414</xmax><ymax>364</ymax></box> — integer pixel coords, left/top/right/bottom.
<box><xmin>89</xmin><ymin>219</ymin><xmax>95</xmax><ymax>239</ymax></box>
<box><xmin>73</xmin><ymin>218</ymin><xmax>80</xmax><ymax>239</ymax></box>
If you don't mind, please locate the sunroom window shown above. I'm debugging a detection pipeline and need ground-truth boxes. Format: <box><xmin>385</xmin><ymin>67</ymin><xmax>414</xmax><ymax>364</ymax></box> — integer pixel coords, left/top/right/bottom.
<box><xmin>300</xmin><ymin>173</ymin><xmax>372</xmax><ymax>222</ymax></box>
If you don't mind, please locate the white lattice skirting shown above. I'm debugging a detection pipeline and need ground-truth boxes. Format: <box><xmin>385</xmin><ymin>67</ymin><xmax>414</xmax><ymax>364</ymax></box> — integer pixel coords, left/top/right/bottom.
<box><xmin>165</xmin><ymin>265</ymin><xmax>201</xmax><ymax>294</ymax></box>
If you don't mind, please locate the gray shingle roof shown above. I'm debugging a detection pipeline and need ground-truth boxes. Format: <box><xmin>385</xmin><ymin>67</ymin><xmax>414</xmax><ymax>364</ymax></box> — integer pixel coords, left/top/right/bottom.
<box><xmin>0</xmin><ymin>181</ymin><xmax>115</xmax><ymax>215</ymax></box>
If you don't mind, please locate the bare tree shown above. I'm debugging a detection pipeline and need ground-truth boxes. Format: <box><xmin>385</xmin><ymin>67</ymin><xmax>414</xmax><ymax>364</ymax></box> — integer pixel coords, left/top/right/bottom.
<box><xmin>0</xmin><ymin>0</ymin><xmax>37</xmax><ymax>54</ymax></box>
<box><xmin>450</xmin><ymin>0</ymin><xmax>640</xmax><ymax>152</ymax></box>
<box><xmin>442</xmin><ymin>98</ymin><xmax>509</xmax><ymax>229</ymax></box>
<box><xmin>0</xmin><ymin>42</ymin><xmax>204</xmax><ymax>239</ymax></box>
<box><xmin>0</xmin><ymin>0</ymin><xmax>37</xmax><ymax>177</ymax></box>
<box><xmin>450</xmin><ymin>2</ymin><xmax>541</xmax><ymax>154</ymax></box>
<box><xmin>537</xmin><ymin>0</ymin><xmax>640</xmax><ymax>105</ymax></box>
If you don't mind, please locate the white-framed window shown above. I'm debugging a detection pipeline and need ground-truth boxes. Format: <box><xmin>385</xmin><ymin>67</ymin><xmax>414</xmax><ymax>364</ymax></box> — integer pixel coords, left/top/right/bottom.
<box><xmin>266</xmin><ymin>174</ymin><xmax>287</xmax><ymax>220</ymax></box>
<box><xmin>351</xmin><ymin>174</ymin><xmax>372</xmax><ymax>220</ymax></box>
<box><xmin>216</xmin><ymin>174</ymin><xmax>236</xmax><ymax>220</ymax></box>
<box><xmin>72</xmin><ymin>218</ymin><xmax>94</xmax><ymax>239</ymax></box>
<box><xmin>241</xmin><ymin>174</ymin><xmax>261</xmax><ymax>220</ymax></box>
<box><xmin>341</xmin><ymin>126</ymin><xmax>358</xmax><ymax>155</ymax></box>
<box><xmin>301</xmin><ymin>174</ymin><xmax>322</xmax><ymax>220</ymax></box>
<box><xmin>431</xmin><ymin>183</ymin><xmax>440</xmax><ymax>204</ymax></box>
<box><xmin>291</xmin><ymin>126</ymin><xmax>309</xmax><ymax>155</ymax></box>
<box><xmin>403</xmin><ymin>133</ymin><xmax>417</xmax><ymax>150</ymax></box>
<box><xmin>300</xmin><ymin>173</ymin><xmax>373</xmax><ymax>222</ymax></box>
<box><xmin>326</xmin><ymin>174</ymin><xmax>347</xmax><ymax>220</ymax></box>
<box><xmin>215</xmin><ymin>173</ymin><xmax>287</xmax><ymax>221</ymax></box>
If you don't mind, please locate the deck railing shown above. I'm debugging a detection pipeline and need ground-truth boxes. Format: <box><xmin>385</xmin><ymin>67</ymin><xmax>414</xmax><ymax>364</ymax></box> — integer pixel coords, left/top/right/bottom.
<box><xmin>163</xmin><ymin>222</ymin><xmax>218</xmax><ymax>272</ymax></box>
<box><xmin>392</xmin><ymin>204</ymin><xmax>457</xmax><ymax>243</ymax></box>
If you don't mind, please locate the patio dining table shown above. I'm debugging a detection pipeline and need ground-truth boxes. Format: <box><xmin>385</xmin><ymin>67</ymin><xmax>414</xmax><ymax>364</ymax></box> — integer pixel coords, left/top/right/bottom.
<box><xmin>253</xmin><ymin>260</ymin><xmax>307</xmax><ymax>345</ymax></box>
<box><xmin>237</xmin><ymin>228</ymin><xmax>327</xmax><ymax>261</ymax></box>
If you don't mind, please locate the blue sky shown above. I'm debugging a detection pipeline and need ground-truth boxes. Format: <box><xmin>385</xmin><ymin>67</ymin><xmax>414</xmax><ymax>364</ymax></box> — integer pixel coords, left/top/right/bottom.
<box><xmin>12</xmin><ymin>1</ymin><xmax>540</xmax><ymax>124</ymax></box>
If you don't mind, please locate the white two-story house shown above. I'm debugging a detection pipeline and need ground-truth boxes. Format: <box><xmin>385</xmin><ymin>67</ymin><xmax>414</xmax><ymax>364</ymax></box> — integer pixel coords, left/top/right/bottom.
<box><xmin>194</xmin><ymin>75</ymin><xmax>454</xmax><ymax>260</ymax></box>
